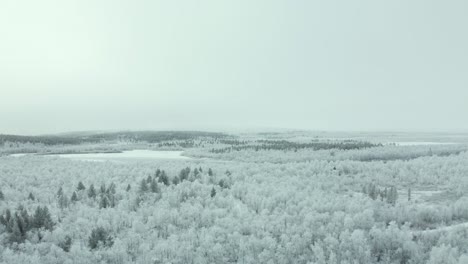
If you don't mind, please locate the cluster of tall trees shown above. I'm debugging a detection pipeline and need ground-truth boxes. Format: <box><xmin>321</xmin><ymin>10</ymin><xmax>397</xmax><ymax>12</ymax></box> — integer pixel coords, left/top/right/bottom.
<box><xmin>210</xmin><ymin>139</ymin><xmax>380</xmax><ymax>154</ymax></box>
<box><xmin>363</xmin><ymin>183</ymin><xmax>399</xmax><ymax>205</ymax></box>
<box><xmin>0</xmin><ymin>206</ymin><xmax>54</xmax><ymax>243</ymax></box>
<box><xmin>2</xmin><ymin>143</ymin><xmax>468</xmax><ymax>263</ymax></box>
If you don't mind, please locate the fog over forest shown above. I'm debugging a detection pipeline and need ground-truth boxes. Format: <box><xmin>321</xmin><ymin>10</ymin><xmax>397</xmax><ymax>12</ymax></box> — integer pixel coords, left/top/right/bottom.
<box><xmin>2</xmin><ymin>1</ymin><xmax>468</xmax><ymax>264</ymax></box>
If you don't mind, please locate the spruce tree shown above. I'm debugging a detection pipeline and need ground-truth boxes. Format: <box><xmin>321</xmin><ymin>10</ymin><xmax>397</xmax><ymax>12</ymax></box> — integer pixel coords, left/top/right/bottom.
<box><xmin>0</xmin><ymin>189</ymin><xmax>4</xmax><ymax>201</ymax></box>
<box><xmin>126</xmin><ymin>184</ymin><xmax>131</xmax><ymax>192</ymax></box>
<box><xmin>57</xmin><ymin>187</ymin><xmax>64</xmax><ymax>197</ymax></box>
<box><xmin>99</xmin><ymin>196</ymin><xmax>109</xmax><ymax>209</ymax></box>
<box><xmin>88</xmin><ymin>227</ymin><xmax>113</xmax><ymax>249</ymax></box>
<box><xmin>88</xmin><ymin>184</ymin><xmax>97</xmax><ymax>199</ymax></box>
<box><xmin>159</xmin><ymin>171</ymin><xmax>169</xmax><ymax>186</ymax></box>
<box><xmin>28</xmin><ymin>192</ymin><xmax>35</xmax><ymax>201</ymax></box>
<box><xmin>172</xmin><ymin>176</ymin><xmax>180</xmax><ymax>185</ymax></box>
<box><xmin>100</xmin><ymin>184</ymin><xmax>106</xmax><ymax>194</ymax></box>
<box><xmin>211</xmin><ymin>187</ymin><xmax>216</xmax><ymax>198</ymax></box>
<box><xmin>150</xmin><ymin>178</ymin><xmax>159</xmax><ymax>193</ymax></box>
<box><xmin>208</xmin><ymin>168</ymin><xmax>214</xmax><ymax>176</ymax></box>
<box><xmin>71</xmin><ymin>191</ymin><xmax>78</xmax><ymax>203</ymax></box>
<box><xmin>139</xmin><ymin>179</ymin><xmax>148</xmax><ymax>193</ymax></box>
<box><xmin>58</xmin><ymin>235</ymin><xmax>72</xmax><ymax>252</ymax></box>
<box><xmin>77</xmin><ymin>182</ymin><xmax>86</xmax><ymax>191</ymax></box>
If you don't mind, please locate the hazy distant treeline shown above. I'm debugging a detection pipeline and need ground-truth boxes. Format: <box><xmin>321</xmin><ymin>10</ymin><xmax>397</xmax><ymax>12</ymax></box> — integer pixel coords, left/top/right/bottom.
<box><xmin>0</xmin><ymin>131</ymin><xmax>228</xmax><ymax>146</ymax></box>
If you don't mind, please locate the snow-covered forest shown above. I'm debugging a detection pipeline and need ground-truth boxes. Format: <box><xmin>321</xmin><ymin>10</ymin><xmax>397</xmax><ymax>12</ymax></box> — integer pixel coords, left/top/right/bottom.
<box><xmin>1</xmin><ymin>131</ymin><xmax>468</xmax><ymax>263</ymax></box>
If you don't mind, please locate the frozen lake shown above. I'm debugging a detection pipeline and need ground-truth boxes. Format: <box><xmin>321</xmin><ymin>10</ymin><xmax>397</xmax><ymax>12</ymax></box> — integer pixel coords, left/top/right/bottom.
<box><xmin>11</xmin><ymin>150</ymin><xmax>192</xmax><ymax>161</ymax></box>
<box><xmin>392</xmin><ymin>142</ymin><xmax>456</xmax><ymax>146</ymax></box>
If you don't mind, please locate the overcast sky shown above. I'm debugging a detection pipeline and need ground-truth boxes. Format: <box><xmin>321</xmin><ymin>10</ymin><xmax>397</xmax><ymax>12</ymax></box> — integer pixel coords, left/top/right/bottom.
<box><xmin>1</xmin><ymin>0</ymin><xmax>467</xmax><ymax>135</ymax></box>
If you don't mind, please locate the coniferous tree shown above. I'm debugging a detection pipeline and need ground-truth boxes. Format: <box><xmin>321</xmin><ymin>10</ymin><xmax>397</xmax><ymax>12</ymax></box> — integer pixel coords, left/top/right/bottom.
<box><xmin>208</xmin><ymin>168</ymin><xmax>214</xmax><ymax>176</ymax></box>
<box><xmin>107</xmin><ymin>183</ymin><xmax>116</xmax><ymax>195</ymax></box>
<box><xmin>211</xmin><ymin>187</ymin><xmax>216</xmax><ymax>198</ymax></box>
<box><xmin>100</xmin><ymin>184</ymin><xmax>106</xmax><ymax>194</ymax></box>
<box><xmin>88</xmin><ymin>184</ymin><xmax>97</xmax><ymax>199</ymax></box>
<box><xmin>32</xmin><ymin>206</ymin><xmax>54</xmax><ymax>231</ymax></box>
<box><xmin>139</xmin><ymin>179</ymin><xmax>148</xmax><ymax>193</ymax></box>
<box><xmin>88</xmin><ymin>227</ymin><xmax>113</xmax><ymax>250</ymax></box>
<box><xmin>0</xmin><ymin>189</ymin><xmax>4</xmax><ymax>201</ymax></box>
<box><xmin>172</xmin><ymin>176</ymin><xmax>180</xmax><ymax>185</ymax></box>
<box><xmin>71</xmin><ymin>191</ymin><xmax>78</xmax><ymax>202</ymax></box>
<box><xmin>408</xmin><ymin>187</ymin><xmax>412</xmax><ymax>201</ymax></box>
<box><xmin>126</xmin><ymin>184</ymin><xmax>131</xmax><ymax>192</ymax></box>
<box><xmin>58</xmin><ymin>235</ymin><xmax>72</xmax><ymax>252</ymax></box>
<box><xmin>19</xmin><ymin>207</ymin><xmax>30</xmax><ymax>232</ymax></box>
<box><xmin>159</xmin><ymin>171</ymin><xmax>169</xmax><ymax>186</ymax></box>
<box><xmin>99</xmin><ymin>196</ymin><xmax>109</xmax><ymax>208</ymax></box>
<box><xmin>77</xmin><ymin>181</ymin><xmax>86</xmax><ymax>191</ymax></box>
<box><xmin>28</xmin><ymin>192</ymin><xmax>35</xmax><ymax>201</ymax></box>
<box><xmin>58</xmin><ymin>193</ymin><xmax>69</xmax><ymax>209</ymax></box>
<box><xmin>147</xmin><ymin>175</ymin><xmax>153</xmax><ymax>183</ymax></box>
<box><xmin>9</xmin><ymin>217</ymin><xmax>24</xmax><ymax>244</ymax></box>
<box><xmin>150</xmin><ymin>178</ymin><xmax>159</xmax><ymax>193</ymax></box>
<box><xmin>57</xmin><ymin>187</ymin><xmax>64</xmax><ymax>197</ymax></box>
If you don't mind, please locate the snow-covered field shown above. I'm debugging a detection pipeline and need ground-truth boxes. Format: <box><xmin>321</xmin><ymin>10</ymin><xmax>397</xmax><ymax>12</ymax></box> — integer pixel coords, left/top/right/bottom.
<box><xmin>1</xmin><ymin>131</ymin><xmax>468</xmax><ymax>263</ymax></box>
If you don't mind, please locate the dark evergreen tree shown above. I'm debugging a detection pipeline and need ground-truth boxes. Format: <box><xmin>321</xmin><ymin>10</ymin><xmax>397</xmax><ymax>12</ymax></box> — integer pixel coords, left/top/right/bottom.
<box><xmin>8</xmin><ymin>217</ymin><xmax>24</xmax><ymax>244</ymax></box>
<box><xmin>208</xmin><ymin>168</ymin><xmax>214</xmax><ymax>176</ymax></box>
<box><xmin>139</xmin><ymin>179</ymin><xmax>148</xmax><ymax>193</ymax></box>
<box><xmin>211</xmin><ymin>187</ymin><xmax>216</xmax><ymax>198</ymax></box>
<box><xmin>408</xmin><ymin>187</ymin><xmax>412</xmax><ymax>201</ymax></box>
<box><xmin>58</xmin><ymin>193</ymin><xmax>69</xmax><ymax>209</ymax></box>
<box><xmin>0</xmin><ymin>209</ymin><xmax>12</xmax><ymax>226</ymax></box>
<box><xmin>172</xmin><ymin>176</ymin><xmax>180</xmax><ymax>185</ymax></box>
<box><xmin>58</xmin><ymin>235</ymin><xmax>72</xmax><ymax>252</ymax></box>
<box><xmin>88</xmin><ymin>227</ymin><xmax>113</xmax><ymax>250</ymax></box>
<box><xmin>77</xmin><ymin>181</ymin><xmax>86</xmax><ymax>191</ymax></box>
<box><xmin>159</xmin><ymin>171</ymin><xmax>169</xmax><ymax>186</ymax></box>
<box><xmin>150</xmin><ymin>178</ymin><xmax>159</xmax><ymax>193</ymax></box>
<box><xmin>32</xmin><ymin>206</ymin><xmax>54</xmax><ymax>231</ymax></box>
<box><xmin>99</xmin><ymin>196</ymin><xmax>109</xmax><ymax>209</ymax></box>
<box><xmin>107</xmin><ymin>183</ymin><xmax>116</xmax><ymax>195</ymax></box>
<box><xmin>57</xmin><ymin>187</ymin><xmax>64</xmax><ymax>197</ymax></box>
<box><xmin>0</xmin><ymin>189</ymin><xmax>4</xmax><ymax>201</ymax></box>
<box><xmin>88</xmin><ymin>184</ymin><xmax>97</xmax><ymax>199</ymax></box>
<box><xmin>71</xmin><ymin>191</ymin><xmax>78</xmax><ymax>202</ymax></box>
<box><xmin>19</xmin><ymin>206</ymin><xmax>30</xmax><ymax>232</ymax></box>
<box><xmin>28</xmin><ymin>192</ymin><xmax>35</xmax><ymax>201</ymax></box>
<box><xmin>155</xmin><ymin>169</ymin><xmax>161</xmax><ymax>177</ymax></box>
<box><xmin>126</xmin><ymin>184</ymin><xmax>131</xmax><ymax>192</ymax></box>
<box><xmin>100</xmin><ymin>184</ymin><xmax>106</xmax><ymax>194</ymax></box>
<box><xmin>147</xmin><ymin>175</ymin><xmax>153</xmax><ymax>183</ymax></box>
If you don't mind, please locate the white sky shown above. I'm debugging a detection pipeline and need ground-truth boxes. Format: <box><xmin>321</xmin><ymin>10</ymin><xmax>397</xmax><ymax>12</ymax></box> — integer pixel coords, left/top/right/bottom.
<box><xmin>1</xmin><ymin>0</ymin><xmax>467</xmax><ymax>135</ymax></box>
